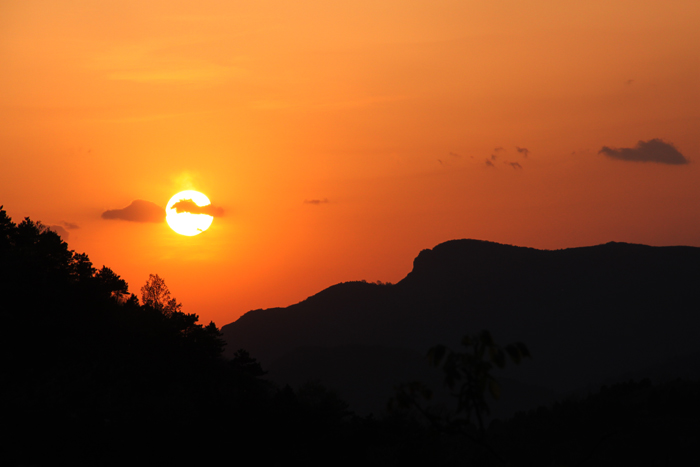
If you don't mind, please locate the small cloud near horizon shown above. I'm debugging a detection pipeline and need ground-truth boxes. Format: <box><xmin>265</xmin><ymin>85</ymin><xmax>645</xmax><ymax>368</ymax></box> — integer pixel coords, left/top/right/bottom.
<box><xmin>101</xmin><ymin>200</ymin><xmax>165</xmax><ymax>223</ymax></box>
<box><xmin>516</xmin><ymin>147</ymin><xmax>530</xmax><ymax>157</ymax></box>
<box><xmin>304</xmin><ymin>198</ymin><xmax>329</xmax><ymax>205</ymax></box>
<box><xmin>599</xmin><ymin>139</ymin><xmax>688</xmax><ymax>165</ymax></box>
<box><xmin>171</xmin><ymin>199</ymin><xmax>225</xmax><ymax>217</ymax></box>
<box><xmin>61</xmin><ymin>221</ymin><xmax>79</xmax><ymax>230</ymax></box>
<box><xmin>48</xmin><ymin>225</ymin><xmax>70</xmax><ymax>239</ymax></box>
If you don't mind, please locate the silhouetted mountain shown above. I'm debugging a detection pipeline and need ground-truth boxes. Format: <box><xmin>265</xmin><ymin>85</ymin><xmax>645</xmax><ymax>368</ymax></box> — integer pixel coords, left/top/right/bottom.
<box><xmin>222</xmin><ymin>239</ymin><xmax>700</xmax><ymax>415</ymax></box>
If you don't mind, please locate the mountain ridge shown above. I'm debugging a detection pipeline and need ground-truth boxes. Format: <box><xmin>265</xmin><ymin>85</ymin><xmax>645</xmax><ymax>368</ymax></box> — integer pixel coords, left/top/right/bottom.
<box><xmin>221</xmin><ymin>238</ymin><xmax>700</xmax><ymax>415</ymax></box>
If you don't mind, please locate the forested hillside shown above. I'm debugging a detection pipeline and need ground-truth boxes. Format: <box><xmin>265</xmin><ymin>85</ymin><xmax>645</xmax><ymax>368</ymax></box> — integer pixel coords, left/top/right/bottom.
<box><xmin>0</xmin><ymin>207</ymin><xmax>354</xmax><ymax>466</ymax></box>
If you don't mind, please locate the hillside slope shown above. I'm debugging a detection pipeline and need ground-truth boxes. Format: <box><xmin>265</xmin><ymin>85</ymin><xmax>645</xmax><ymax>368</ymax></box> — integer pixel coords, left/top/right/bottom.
<box><xmin>221</xmin><ymin>239</ymin><xmax>700</xmax><ymax>414</ymax></box>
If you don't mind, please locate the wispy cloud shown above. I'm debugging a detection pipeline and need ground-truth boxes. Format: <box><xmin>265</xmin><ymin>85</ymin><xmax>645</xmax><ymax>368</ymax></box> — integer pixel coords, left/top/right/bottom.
<box><xmin>599</xmin><ymin>139</ymin><xmax>688</xmax><ymax>165</ymax></box>
<box><xmin>485</xmin><ymin>159</ymin><xmax>495</xmax><ymax>167</ymax></box>
<box><xmin>251</xmin><ymin>94</ymin><xmax>408</xmax><ymax>111</ymax></box>
<box><xmin>510</xmin><ymin>162</ymin><xmax>523</xmax><ymax>170</ymax></box>
<box><xmin>102</xmin><ymin>200</ymin><xmax>165</xmax><ymax>223</ymax></box>
<box><xmin>91</xmin><ymin>41</ymin><xmax>243</xmax><ymax>84</ymax></box>
<box><xmin>48</xmin><ymin>221</ymin><xmax>79</xmax><ymax>239</ymax></box>
<box><xmin>61</xmin><ymin>221</ymin><xmax>79</xmax><ymax>230</ymax></box>
<box><xmin>516</xmin><ymin>147</ymin><xmax>530</xmax><ymax>158</ymax></box>
<box><xmin>171</xmin><ymin>199</ymin><xmax>225</xmax><ymax>217</ymax></box>
<box><xmin>304</xmin><ymin>198</ymin><xmax>329</xmax><ymax>205</ymax></box>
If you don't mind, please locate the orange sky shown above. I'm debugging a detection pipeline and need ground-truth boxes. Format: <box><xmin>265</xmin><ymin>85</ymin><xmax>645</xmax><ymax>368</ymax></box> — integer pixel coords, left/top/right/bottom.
<box><xmin>1</xmin><ymin>0</ymin><xmax>699</xmax><ymax>326</ymax></box>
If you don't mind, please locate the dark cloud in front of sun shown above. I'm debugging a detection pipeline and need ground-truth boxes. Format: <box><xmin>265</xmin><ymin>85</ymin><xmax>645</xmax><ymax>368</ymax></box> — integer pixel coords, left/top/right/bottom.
<box><xmin>485</xmin><ymin>159</ymin><xmax>495</xmax><ymax>167</ymax></box>
<box><xmin>510</xmin><ymin>162</ymin><xmax>523</xmax><ymax>170</ymax></box>
<box><xmin>102</xmin><ymin>200</ymin><xmax>165</xmax><ymax>223</ymax></box>
<box><xmin>494</xmin><ymin>147</ymin><xmax>505</xmax><ymax>152</ymax></box>
<box><xmin>171</xmin><ymin>199</ymin><xmax>225</xmax><ymax>217</ymax></box>
<box><xmin>491</xmin><ymin>154</ymin><xmax>497</xmax><ymax>161</ymax></box>
<box><xmin>516</xmin><ymin>147</ymin><xmax>530</xmax><ymax>157</ymax></box>
<box><xmin>48</xmin><ymin>225</ymin><xmax>70</xmax><ymax>239</ymax></box>
<box><xmin>599</xmin><ymin>139</ymin><xmax>688</xmax><ymax>165</ymax></box>
<box><xmin>304</xmin><ymin>198</ymin><xmax>329</xmax><ymax>205</ymax></box>
<box><xmin>449</xmin><ymin>152</ymin><xmax>461</xmax><ymax>158</ymax></box>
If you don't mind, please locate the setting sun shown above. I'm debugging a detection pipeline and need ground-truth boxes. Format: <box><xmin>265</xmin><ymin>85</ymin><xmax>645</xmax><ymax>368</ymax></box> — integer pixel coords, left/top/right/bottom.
<box><xmin>166</xmin><ymin>190</ymin><xmax>214</xmax><ymax>236</ymax></box>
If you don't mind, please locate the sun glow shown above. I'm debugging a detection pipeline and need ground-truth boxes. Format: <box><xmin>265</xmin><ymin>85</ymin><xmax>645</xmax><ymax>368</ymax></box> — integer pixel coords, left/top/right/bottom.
<box><xmin>166</xmin><ymin>190</ymin><xmax>214</xmax><ymax>236</ymax></box>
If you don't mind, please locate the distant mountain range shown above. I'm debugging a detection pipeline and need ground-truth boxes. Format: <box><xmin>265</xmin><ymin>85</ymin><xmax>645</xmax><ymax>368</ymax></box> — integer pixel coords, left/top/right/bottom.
<box><xmin>221</xmin><ymin>239</ymin><xmax>700</xmax><ymax>417</ymax></box>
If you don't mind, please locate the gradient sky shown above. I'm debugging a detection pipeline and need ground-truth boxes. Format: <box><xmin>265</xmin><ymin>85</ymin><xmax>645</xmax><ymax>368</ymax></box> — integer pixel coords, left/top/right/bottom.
<box><xmin>2</xmin><ymin>0</ymin><xmax>698</xmax><ymax>326</ymax></box>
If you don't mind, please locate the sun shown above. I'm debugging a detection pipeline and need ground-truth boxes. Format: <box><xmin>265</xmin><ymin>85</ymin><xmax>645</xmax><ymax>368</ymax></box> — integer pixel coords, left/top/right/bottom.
<box><xmin>165</xmin><ymin>190</ymin><xmax>214</xmax><ymax>236</ymax></box>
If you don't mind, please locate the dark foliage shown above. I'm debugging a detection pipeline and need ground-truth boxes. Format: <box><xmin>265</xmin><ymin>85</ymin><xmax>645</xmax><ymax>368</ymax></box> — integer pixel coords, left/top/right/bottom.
<box><xmin>0</xmin><ymin>206</ymin><xmax>457</xmax><ymax>466</ymax></box>
<box><xmin>0</xmin><ymin>207</ymin><xmax>229</xmax><ymax>465</ymax></box>
<box><xmin>426</xmin><ymin>330</ymin><xmax>531</xmax><ymax>434</ymax></box>
<box><xmin>390</xmin><ymin>353</ymin><xmax>700</xmax><ymax>466</ymax></box>
<box><xmin>489</xmin><ymin>378</ymin><xmax>700</xmax><ymax>466</ymax></box>
<box><xmin>0</xmin><ymin>208</ymin><xmax>313</xmax><ymax>464</ymax></box>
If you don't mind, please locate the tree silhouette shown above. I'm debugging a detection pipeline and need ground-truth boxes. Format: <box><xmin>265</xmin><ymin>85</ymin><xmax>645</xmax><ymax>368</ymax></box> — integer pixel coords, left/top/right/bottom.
<box><xmin>428</xmin><ymin>330</ymin><xmax>530</xmax><ymax>438</ymax></box>
<box><xmin>389</xmin><ymin>330</ymin><xmax>531</xmax><ymax>465</ymax></box>
<box><xmin>141</xmin><ymin>273</ymin><xmax>181</xmax><ymax>316</ymax></box>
